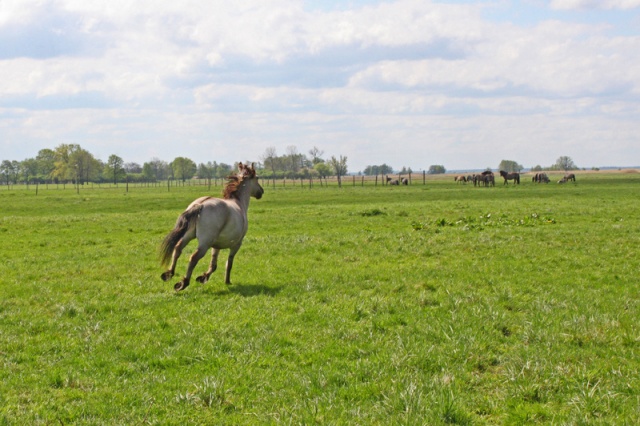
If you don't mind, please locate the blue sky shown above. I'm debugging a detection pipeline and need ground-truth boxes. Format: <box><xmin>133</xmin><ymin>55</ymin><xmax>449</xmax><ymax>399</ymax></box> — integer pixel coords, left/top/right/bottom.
<box><xmin>1</xmin><ymin>0</ymin><xmax>639</xmax><ymax>172</ymax></box>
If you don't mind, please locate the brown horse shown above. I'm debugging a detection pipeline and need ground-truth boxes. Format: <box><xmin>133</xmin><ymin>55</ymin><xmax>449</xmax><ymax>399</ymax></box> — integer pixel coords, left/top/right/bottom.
<box><xmin>455</xmin><ymin>175</ymin><xmax>467</xmax><ymax>184</ymax></box>
<box><xmin>160</xmin><ymin>162</ymin><xmax>264</xmax><ymax>291</ymax></box>
<box><xmin>558</xmin><ymin>173</ymin><xmax>576</xmax><ymax>184</ymax></box>
<box><xmin>499</xmin><ymin>170</ymin><xmax>520</xmax><ymax>185</ymax></box>
<box><xmin>532</xmin><ymin>172</ymin><xmax>550</xmax><ymax>183</ymax></box>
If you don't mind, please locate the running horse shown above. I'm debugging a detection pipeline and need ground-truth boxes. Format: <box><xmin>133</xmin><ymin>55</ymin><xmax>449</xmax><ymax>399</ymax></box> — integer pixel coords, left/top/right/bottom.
<box><xmin>160</xmin><ymin>162</ymin><xmax>264</xmax><ymax>291</ymax></box>
<box><xmin>499</xmin><ymin>170</ymin><xmax>520</xmax><ymax>185</ymax></box>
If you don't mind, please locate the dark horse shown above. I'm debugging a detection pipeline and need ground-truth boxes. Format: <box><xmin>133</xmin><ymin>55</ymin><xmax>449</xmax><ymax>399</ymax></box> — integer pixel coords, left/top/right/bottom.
<box><xmin>160</xmin><ymin>162</ymin><xmax>264</xmax><ymax>291</ymax></box>
<box><xmin>499</xmin><ymin>170</ymin><xmax>520</xmax><ymax>185</ymax></box>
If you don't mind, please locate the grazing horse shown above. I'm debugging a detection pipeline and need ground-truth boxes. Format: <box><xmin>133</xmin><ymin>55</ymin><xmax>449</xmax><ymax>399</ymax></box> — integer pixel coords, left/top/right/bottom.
<box><xmin>389</xmin><ymin>179</ymin><xmax>400</xmax><ymax>185</ymax></box>
<box><xmin>558</xmin><ymin>173</ymin><xmax>576</xmax><ymax>184</ymax></box>
<box><xmin>455</xmin><ymin>175</ymin><xmax>467</xmax><ymax>184</ymax></box>
<box><xmin>533</xmin><ymin>172</ymin><xmax>550</xmax><ymax>183</ymax></box>
<box><xmin>160</xmin><ymin>162</ymin><xmax>264</xmax><ymax>291</ymax></box>
<box><xmin>401</xmin><ymin>178</ymin><xmax>409</xmax><ymax>185</ymax></box>
<box><xmin>499</xmin><ymin>170</ymin><xmax>520</xmax><ymax>185</ymax></box>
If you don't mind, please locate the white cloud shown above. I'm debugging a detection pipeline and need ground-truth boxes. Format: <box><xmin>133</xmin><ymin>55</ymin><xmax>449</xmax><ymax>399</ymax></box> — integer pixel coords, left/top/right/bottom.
<box><xmin>1</xmin><ymin>0</ymin><xmax>640</xmax><ymax>170</ymax></box>
<box><xmin>550</xmin><ymin>0</ymin><xmax>640</xmax><ymax>10</ymax></box>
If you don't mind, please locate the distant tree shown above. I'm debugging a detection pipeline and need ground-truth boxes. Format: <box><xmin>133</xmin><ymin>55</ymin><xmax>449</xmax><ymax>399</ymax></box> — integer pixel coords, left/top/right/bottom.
<box><xmin>314</xmin><ymin>162</ymin><xmax>331</xmax><ymax>179</ymax></box>
<box><xmin>531</xmin><ymin>165</ymin><xmax>543</xmax><ymax>172</ymax></box>
<box><xmin>554</xmin><ymin>156</ymin><xmax>577</xmax><ymax>171</ymax></box>
<box><xmin>124</xmin><ymin>162</ymin><xmax>142</xmax><ymax>174</ymax></box>
<box><xmin>21</xmin><ymin>158</ymin><xmax>38</xmax><ymax>184</ymax></box>
<box><xmin>217</xmin><ymin>163</ymin><xmax>233</xmax><ymax>178</ymax></box>
<box><xmin>328</xmin><ymin>155</ymin><xmax>348</xmax><ymax>187</ymax></box>
<box><xmin>197</xmin><ymin>163</ymin><xmax>212</xmax><ymax>180</ymax></box>
<box><xmin>1</xmin><ymin>160</ymin><xmax>17</xmax><ymax>186</ymax></box>
<box><xmin>71</xmin><ymin>148</ymin><xmax>100</xmax><ymax>184</ymax></box>
<box><xmin>399</xmin><ymin>166</ymin><xmax>413</xmax><ymax>175</ymax></box>
<box><xmin>498</xmin><ymin>160</ymin><xmax>523</xmax><ymax>173</ymax></box>
<box><xmin>105</xmin><ymin>154</ymin><xmax>125</xmax><ymax>184</ymax></box>
<box><xmin>143</xmin><ymin>158</ymin><xmax>170</xmax><ymax>181</ymax></box>
<box><xmin>286</xmin><ymin>145</ymin><xmax>302</xmax><ymax>174</ymax></box>
<box><xmin>427</xmin><ymin>165</ymin><xmax>446</xmax><ymax>174</ymax></box>
<box><xmin>363</xmin><ymin>164</ymin><xmax>393</xmax><ymax>176</ymax></box>
<box><xmin>171</xmin><ymin>157</ymin><xmax>197</xmax><ymax>182</ymax></box>
<box><xmin>261</xmin><ymin>146</ymin><xmax>279</xmax><ymax>178</ymax></box>
<box><xmin>308</xmin><ymin>146</ymin><xmax>324</xmax><ymax>165</ymax></box>
<box><xmin>36</xmin><ymin>149</ymin><xmax>56</xmax><ymax>182</ymax></box>
<box><xmin>51</xmin><ymin>144</ymin><xmax>81</xmax><ymax>182</ymax></box>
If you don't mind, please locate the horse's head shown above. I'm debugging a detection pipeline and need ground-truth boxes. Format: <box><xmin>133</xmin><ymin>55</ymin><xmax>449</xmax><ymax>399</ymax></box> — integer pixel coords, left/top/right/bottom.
<box><xmin>238</xmin><ymin>162</ymin><xmax>264</xmax><ymax>199</ymax></box>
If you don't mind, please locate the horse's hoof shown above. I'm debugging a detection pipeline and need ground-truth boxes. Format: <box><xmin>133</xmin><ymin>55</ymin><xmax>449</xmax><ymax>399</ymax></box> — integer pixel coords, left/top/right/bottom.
<box><xmin>196</xmin><ymin>275</ymin><xmax>208</xmax><ymax>284</ymax></box>
<box><xmin>174</xmin><ymin>281</ymin><xmax>189</xmax><ymax>291</ymax></box>
<box><xmin>161</xmin><ymin>271</ymin><xmax>173</xmax><ymax>282</ymax></box>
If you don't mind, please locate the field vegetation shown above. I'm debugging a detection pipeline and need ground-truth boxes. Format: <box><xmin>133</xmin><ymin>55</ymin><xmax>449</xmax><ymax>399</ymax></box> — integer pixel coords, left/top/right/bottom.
<box><xmin>0</xmin><ymin>172</ymin><xmax>639</xmax><ymax>424</ymax></box>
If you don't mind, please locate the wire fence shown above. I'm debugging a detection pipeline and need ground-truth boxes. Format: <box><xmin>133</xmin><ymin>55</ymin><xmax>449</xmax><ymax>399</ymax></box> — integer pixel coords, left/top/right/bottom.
<box><xmin>1</xmin><ymin>172</ymin><xmax>432</xmax><ymax>194</ymax></box>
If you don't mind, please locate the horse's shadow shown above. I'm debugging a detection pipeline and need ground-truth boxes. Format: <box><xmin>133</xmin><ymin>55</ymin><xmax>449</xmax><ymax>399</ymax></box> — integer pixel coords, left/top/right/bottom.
<box><xmin>213</xmin><ymin>283</ymin><xmax>282</xmax><ymax>298</ymax></box>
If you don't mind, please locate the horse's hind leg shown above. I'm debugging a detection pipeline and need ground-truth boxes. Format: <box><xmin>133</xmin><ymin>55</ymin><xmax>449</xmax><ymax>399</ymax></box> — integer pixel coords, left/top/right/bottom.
<box><xmin>196</xmin><ymin>248</ymin><xmax>220</xmax><ymax>284</ymax></box>
<box><xmin>161</xmin><ymin>235</ymin><xmax>192</xmax><ymax>282</ymax></box>
<box><xmin>174</xmin><ymin>243</ymin><xmax>208</xmax><ymax>291</ymax></box>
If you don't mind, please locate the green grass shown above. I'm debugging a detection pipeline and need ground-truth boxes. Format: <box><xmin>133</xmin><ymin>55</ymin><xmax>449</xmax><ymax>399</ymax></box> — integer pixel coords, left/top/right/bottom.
<box><xmin>1</xmin><ymin>174</ymin><xmax>639</xmax><ymax>424</ymax></box>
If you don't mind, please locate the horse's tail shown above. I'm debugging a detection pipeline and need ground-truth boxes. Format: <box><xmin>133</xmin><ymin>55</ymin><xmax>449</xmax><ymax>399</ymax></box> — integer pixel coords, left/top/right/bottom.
<box><xmin>516</xmin><ymin>174</ymin><xmax>520</xmax><ymax>184</ymax></box>
<box><xmin>159</xmin><ymin>204</ymin><xmax>203</xmax><ymax>266</ymax></box>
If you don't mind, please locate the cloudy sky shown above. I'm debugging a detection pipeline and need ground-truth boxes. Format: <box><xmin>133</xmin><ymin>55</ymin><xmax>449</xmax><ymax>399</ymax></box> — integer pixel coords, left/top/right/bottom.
<box><xmin>1</xmin><ymin>0</ymin><xmax>639</xmax><ymax>172</ymax></box>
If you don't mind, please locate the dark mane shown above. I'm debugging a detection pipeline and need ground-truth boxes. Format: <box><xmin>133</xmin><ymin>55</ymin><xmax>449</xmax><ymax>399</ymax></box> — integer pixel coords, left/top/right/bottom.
<box><xmin>223</xmin><ymin>175</ymin><xmax>242</xmax><ymax>199</ymax></box>
<box><xmin>222</xmin><ymin>165</ymin><xmax>257</xmax><ymax>199</ymax></box>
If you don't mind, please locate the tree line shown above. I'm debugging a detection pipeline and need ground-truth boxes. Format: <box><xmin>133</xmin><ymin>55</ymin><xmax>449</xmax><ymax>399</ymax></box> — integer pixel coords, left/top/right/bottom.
<box><xmin>0</xmin><ymin>144</ymin><xmax>354</xmax><ymax>187</ymax></box>
<box><xmin>1</xmin><ymin>142</ymin><xmax>578</xmax><ymax>187</ymax></box>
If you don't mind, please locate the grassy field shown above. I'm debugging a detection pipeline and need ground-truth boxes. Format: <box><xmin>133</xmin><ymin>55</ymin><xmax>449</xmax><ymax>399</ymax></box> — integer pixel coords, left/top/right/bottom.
<box><xmin>1</xmin><ymin>173</ymin><xmax>639</xmax><ymax>424</ymax></box>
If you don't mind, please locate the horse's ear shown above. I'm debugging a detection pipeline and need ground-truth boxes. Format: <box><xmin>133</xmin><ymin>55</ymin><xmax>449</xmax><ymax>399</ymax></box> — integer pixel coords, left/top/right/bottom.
<box><xmin>238</xmin><ymin>162</ymin><xmax>245</xmax><ymax>172</ymax></box>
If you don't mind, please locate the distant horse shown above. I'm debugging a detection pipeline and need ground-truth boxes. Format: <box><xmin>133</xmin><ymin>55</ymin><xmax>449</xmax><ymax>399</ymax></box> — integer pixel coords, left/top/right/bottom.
<box><xmin>533</xmin><ymin>173</ymin><xmax>550</xmax><ymax>183</ymax></box>
<box><xmin>473</xmin><ymin>174</ymin><xmax>487</xmax><ymax>187</ymax></box>
<box><xmin>455</xmin><ymin>175</ymin><xmax>467</xmax><ymax>184</ymax></box>
<box><xmin>499</xmin><ymin>170</ymin><xmax>520</xmax><ymax>185</ymax></box>
<box><xmin>401</xmin><ymin>178</ymin><xmax>409</xmax><ymax>185</ymax></box>
<box><xmin>160</xmin><ymin>162</ymin><xmax>264</xmax><ymax>291</ymax></box>
<box><xmin>474</xmin><ymin>171</ymin><xmax>495</xmax><ymax>187</ymax></box>
<box><xmin>389</xmin><ymin>179</ymin><xmax>400</xmax><ymax>185</ymax></box>
<box><xmin>558</xmin><ymin>173</ymin><xmax>576</xmax><ymax>184</ymax></box>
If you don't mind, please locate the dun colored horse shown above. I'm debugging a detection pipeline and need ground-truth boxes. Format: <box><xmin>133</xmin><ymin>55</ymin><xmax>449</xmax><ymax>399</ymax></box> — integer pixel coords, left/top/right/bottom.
<box><xmin>455</xmin><ymin>175</ymin><xmax>467</xmax><ymax>184</ymax></box>
<box><xmin>160</xmin><ymin>162</ymin><xmax>264</xmax><ymax>291</ymax></box>
<box><xmin>499</xmin><ymin>170</ymin><xmax>520</xmax><ymax>185</ymax></box>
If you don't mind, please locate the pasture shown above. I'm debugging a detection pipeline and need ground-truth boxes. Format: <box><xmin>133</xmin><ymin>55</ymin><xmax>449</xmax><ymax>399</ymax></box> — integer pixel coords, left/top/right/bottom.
<box><xmin>1</xmin><ymin>172</ymin><xmax>639</xmax><ymax>424</ymax></box>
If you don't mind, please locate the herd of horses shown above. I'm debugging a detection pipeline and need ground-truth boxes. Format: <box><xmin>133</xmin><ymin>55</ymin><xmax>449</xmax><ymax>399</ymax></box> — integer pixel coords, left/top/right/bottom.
<box><xmin>454</xmin><ymin>171</ymin><xmax>576</xmax><ymax>186</ymax></box>
<box><xmin>386</xmin><ymin>176</ymin><xmax>409</xmax><ymax>185</ymax></box>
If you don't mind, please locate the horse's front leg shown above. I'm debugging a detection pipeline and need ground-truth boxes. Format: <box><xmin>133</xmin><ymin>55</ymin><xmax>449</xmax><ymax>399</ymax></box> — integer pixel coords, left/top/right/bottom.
<box><xmin>174</xmin><ymin>245</ymin><xmax>208</xmax><ymax>291</ymax></box>
<box><xmin>224</xmin><ymin>246</ymin><xmax>241</xmax><ymax>285</ymax></box>
<box><xmin>196</xmin><ymin>248</ymin><xmax>220</xmax><ymax>284</ymax></box>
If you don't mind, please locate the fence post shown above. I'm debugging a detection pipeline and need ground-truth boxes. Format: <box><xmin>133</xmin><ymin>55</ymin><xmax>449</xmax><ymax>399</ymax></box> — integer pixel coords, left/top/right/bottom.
<box><xmin>423</xmin><ymin>171</ymin><xmax>426</xmax><ymax>185</ymax></box>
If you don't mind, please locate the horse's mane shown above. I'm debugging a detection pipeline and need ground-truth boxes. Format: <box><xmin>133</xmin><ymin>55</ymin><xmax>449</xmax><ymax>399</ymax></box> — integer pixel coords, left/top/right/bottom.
<box><xmin>222</xmin><ymin>163</ymin><xmax>257</xmax><ymax>199</ymax></box>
